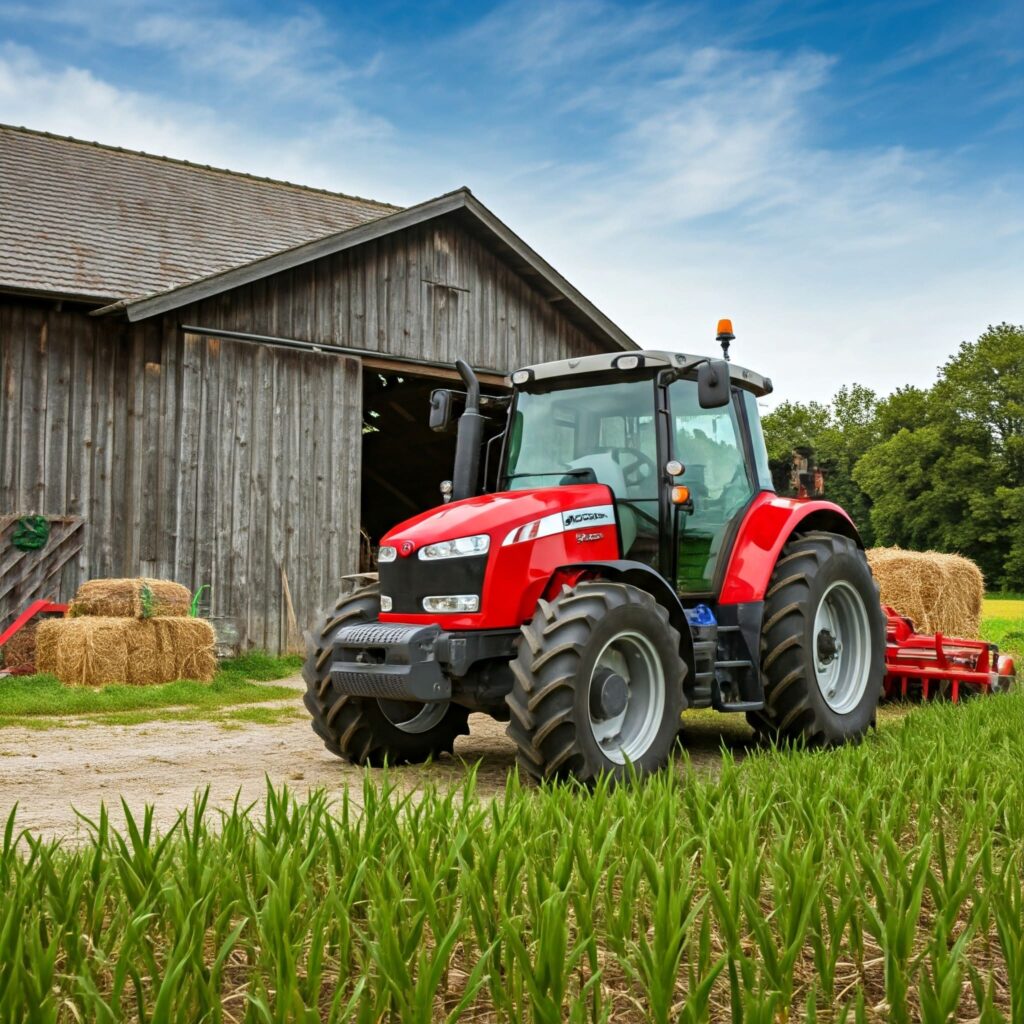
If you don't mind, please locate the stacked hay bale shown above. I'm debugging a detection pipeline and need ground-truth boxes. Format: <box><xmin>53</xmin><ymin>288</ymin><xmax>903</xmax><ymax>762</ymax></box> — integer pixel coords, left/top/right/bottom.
<box><xmin>36</xmin><ymin>578</ymin><xmax>216</xmax><ymax>686</ymax></box>
<box><xmin>0</xmin><ymin>622</ymin><xmax>38</xmax><ymax>674</ymax></box>
<box><xmin>867</xmin><ymin>547</ymin><xmax>984</xmax><ymax>639</ymax></box>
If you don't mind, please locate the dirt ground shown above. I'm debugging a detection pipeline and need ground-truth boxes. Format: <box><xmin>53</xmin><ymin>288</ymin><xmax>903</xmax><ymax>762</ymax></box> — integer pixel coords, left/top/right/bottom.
<box><xmin>0</xmin><ymin>674</ymin><xmax>752</xmax><ymax>839</ymax></box>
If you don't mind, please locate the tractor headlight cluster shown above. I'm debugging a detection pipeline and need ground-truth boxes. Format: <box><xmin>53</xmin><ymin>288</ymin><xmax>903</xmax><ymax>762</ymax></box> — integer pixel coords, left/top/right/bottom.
<box><xmin>418</xmin><ymin>534</ymin><xmax>490</xmax><ymax>560</ymax></box>
<box><xmin>422</xmin><ymin>595</ymin><xmax>480</xmax><ymax>613</ymax></box>
<box><xmin>377</xmin><ymin>546</ymin><xmax>397</xmax><ymax>563</ymax></box>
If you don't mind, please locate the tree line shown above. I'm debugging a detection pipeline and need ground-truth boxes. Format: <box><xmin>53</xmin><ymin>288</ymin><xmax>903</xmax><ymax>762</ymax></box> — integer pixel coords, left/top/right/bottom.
<box><xmin>761</xmin><ymin>323</ymin><xmax>1024</xmax><ymax>590</ymax></box>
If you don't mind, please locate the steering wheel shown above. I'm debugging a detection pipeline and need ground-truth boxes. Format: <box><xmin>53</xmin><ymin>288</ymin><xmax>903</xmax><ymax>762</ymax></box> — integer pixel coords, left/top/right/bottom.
<box><xmin>606</xmin><ymin>447</ymin><xmax>657</xmax><ymax>488</ymax></box>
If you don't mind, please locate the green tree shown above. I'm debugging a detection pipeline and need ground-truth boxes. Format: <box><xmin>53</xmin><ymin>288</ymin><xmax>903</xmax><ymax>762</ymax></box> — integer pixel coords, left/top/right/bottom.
<box><xmin>854</xmin><ymin>323</ymin><xmax>1024</xmax><ymax>589</ymax></box>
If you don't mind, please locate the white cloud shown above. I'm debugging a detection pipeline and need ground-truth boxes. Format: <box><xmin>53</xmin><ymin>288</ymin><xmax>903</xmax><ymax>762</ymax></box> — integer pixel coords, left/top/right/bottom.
<box><xmin>1</xmin><ymin>0</ymin><xmax>1021</xmax><ymax>407</ymax></box>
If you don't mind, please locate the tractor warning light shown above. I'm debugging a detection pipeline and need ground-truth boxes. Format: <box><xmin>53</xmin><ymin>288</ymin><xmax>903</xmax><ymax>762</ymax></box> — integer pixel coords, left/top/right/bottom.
<box><xmin>716</xmin><ymin>319</ymin><xmax>734</xmax><ymax>339</ymax></box>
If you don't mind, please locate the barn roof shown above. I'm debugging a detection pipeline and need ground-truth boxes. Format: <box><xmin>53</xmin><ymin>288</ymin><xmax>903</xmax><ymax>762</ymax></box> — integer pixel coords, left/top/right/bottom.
<box><xmin>0</xmin><ymin>124</ymin><xmax>398</xmax><ymax>303</ymax></box>
<box><xmin>0</xmin><ymin>124</ymin><xmax>637</xmax><ymax>351</ymax></box>
<box><xmin>99</xmin><ymin>188</ymin><xmax>637</xmax><ymax>352</ymax></box>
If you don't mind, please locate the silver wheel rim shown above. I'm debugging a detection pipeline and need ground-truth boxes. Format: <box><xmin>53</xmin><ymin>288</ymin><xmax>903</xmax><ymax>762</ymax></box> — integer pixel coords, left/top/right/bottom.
<box><xmin>587</xmin><ymin>630</ymin><xmax>665</xmax><ymax>765</ymax></box>
<box><xmin>813</xmin><ymin>580</ymin><xmax>872</xmax><ymax>714</ymax></box>
<box><xmin>377</xmin><ymin>700</ymin><xmax>449</xmax><ymax>734</ymax></box>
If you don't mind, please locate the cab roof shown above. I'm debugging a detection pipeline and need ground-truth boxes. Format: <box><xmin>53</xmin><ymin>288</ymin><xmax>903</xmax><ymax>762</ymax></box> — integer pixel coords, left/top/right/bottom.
<box><xmin>513</xmin><ymin>349</ymin><xmax>773</xmax><ymax>397</ymax></box>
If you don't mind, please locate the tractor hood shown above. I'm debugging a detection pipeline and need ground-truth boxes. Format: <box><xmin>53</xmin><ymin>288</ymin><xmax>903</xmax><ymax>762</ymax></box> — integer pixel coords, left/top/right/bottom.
<box><xmin>380</xmin><ymin>484</ymin><xmax>616</xmax><ymax>553</ymax></box>
<box><xmin>377</xmin><ymin>483</ymin><xmax>621</xmax><ymax>628</ymax></box>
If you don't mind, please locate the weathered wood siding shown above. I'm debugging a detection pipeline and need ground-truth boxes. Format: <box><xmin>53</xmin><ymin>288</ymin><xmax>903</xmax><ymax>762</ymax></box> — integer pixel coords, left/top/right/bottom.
<box><xmin>1</xmin><ymin>215</ymin><xmax>616</xmax><ymax>650</ymax></box>
<box><xmin>178</xmin><ymin>218</ymin><xmax>608</xmax><ymax>368</ymax></box>
<box><xmin>1</xmin><ymin>303</ymin><xmax>361</xmax><ymax>650</ymax></box>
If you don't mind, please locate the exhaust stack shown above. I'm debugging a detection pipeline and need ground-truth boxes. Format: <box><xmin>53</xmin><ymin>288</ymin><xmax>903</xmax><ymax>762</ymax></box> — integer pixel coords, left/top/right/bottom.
<box><xmin>452</xmin><ymin>359</ymin><xmax>484</xmax><ymax>501</ymax></box>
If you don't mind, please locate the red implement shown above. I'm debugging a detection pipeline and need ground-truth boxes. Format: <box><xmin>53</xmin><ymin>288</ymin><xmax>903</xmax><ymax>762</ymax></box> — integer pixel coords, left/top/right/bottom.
<box><xmin>0</xmin><ymin>599</ymin><xmax>67</xmax><ymax>649</ymax></box>
<box><xmin>881</xmin><ymin>605</ymin><xmax>1014</xmax><ymax>702</ymax></box>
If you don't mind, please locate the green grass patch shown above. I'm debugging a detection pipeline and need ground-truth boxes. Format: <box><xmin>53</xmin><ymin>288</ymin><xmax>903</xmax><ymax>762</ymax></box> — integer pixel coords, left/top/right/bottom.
<box><xmin>0</xmin><ymin>651</ymin><xmax>301</xmax><ymax>726</ymax></box>
<box><xmin>982</xmin><ymin>595</ymin><xmax>1024</xmax><ymax>657</ymax></box>
<box><xmin>4</xmin><ymin>692</ymin><xmax>1024</xmax><ymax>1020</ymax></box>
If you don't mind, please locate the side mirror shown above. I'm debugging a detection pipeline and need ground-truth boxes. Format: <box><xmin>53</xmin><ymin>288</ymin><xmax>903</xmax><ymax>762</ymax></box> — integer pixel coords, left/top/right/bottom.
<box><xmin>429</xmin><ymin>389</ymin><xmax>454</xmax><ymax>432</ymax></box>
<box><xmin>697</xmin><ymin>359</ymin><xmax>731</xmax><ymax>409</ymax></box>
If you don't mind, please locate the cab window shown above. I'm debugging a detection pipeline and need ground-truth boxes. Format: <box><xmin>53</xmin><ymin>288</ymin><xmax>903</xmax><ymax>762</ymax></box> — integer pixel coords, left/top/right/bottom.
<box><xmin>670</xmin><ymin>381</ymin><xmax>755</xmax><ymax>592</ymax></box>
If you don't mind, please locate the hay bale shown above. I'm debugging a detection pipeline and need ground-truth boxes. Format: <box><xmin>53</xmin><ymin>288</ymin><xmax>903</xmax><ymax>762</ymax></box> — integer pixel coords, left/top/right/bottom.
<box><xmin>1</xmin><ymin>622</ymin><xmax>38</xmax><ymax>672</ymax></box>
<box><xmin>68</xmin><ymin>577</ymin><xmax>191</xmax><ymax>619</ymax></box>
<box><xmin>34</xmin><ymin>616</ymin><xmax>216</xmax><ymax>686</ymax></box>
<box><xmin>867</xmin><ymin>547</ymin><xmax>984</xmax><ymax>638</ymax></box>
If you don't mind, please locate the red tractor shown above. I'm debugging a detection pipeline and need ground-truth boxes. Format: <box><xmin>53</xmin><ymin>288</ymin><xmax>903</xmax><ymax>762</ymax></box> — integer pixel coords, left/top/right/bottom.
<box><xmin>303</xmin><ymin>324</ymin><xmax>1012</xmax><ymax>782</ymax></box>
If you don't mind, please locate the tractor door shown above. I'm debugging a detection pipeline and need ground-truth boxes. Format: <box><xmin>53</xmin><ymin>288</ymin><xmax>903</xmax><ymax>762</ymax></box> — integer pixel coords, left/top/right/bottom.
<box><xmin>668</xmin><ymin>380</ymin><xmax>758</xmax><ymax>593</ymax></box>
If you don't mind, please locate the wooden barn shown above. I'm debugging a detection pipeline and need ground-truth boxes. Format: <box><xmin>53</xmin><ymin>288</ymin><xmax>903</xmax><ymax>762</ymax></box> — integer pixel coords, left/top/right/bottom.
<box><xmin>0</xmin><ymin>125</ymin><xmax>636</xmax><ymax>651</ymax></box>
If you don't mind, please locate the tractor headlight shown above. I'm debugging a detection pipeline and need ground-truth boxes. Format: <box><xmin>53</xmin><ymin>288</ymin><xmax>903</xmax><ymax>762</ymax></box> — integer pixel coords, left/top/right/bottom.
<box><xmin>422</xmin><ymin>594</ymin><xmax>480</xmax><ymax>613</ymax></box>
<box><xmin>418</xmin><ymin>534</ymin><xmax>490</xmax><ymax>560</ymax></box>
<box><xmin>377</xmin><ymin>546</ymin><xmax>397</xmax><ymax>563</ymax></box>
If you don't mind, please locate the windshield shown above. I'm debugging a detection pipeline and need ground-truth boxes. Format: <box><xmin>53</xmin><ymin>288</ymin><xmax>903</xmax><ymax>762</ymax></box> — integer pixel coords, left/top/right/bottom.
<box><xmin>504</xmin><ymin>378</ymin><xmax>658</xmax><ymax>500</ymax></box>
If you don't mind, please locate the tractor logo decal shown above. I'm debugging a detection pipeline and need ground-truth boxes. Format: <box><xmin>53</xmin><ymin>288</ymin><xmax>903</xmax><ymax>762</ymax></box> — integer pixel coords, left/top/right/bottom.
<box><xmin>576</xmin><ymin>531</ymin><xmax>604</xmax><ymax>543</ymax></box>
<box><xmin>563</xmin><ymin>509</ymin><xmax>611</xmax><ymax>527</ymax></box>
<box><xmin>400</xmin><ymin>541</ymin><xmax>416</xmax><ymax>556</ymax></box>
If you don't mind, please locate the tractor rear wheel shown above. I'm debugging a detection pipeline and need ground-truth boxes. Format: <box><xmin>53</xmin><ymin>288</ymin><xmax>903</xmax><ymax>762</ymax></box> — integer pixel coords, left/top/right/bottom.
<box><xmin>303</xmin><ymin>584</ymin><xmax>469</xmax><ymax>765</ymax></box>
<box><xmin>748</xmin><ymin>531</ymin><xmax>884</xmax><ymax>745</ymax></box>
<box><xmin>506</xmin><ymin>581</ymin><xmax>686</xmax><ymax>783</ymax></box>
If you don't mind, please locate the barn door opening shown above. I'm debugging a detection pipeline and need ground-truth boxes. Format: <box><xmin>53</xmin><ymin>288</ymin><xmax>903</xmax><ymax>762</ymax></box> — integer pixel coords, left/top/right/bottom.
<box><xmin>359</xmin><ymin>366</ymin><xmax>506</xmax><ymax>569</ymax></box>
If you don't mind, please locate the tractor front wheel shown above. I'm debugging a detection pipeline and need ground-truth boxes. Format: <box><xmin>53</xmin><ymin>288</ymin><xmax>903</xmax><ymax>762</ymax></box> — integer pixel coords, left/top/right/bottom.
<box><xmin>749</xmin><ymin>531</ymin><xmax>884</xmax><ymax>745</ymax></box>
<box><xmin>303</xmin><ymin>584</ymin><xmax>469</xmax><ymax>765</ymax></box>
<box><xmin>506</xmin><ymin>581</ymin><xmax>686</xmax><ymax>783</ymax></box>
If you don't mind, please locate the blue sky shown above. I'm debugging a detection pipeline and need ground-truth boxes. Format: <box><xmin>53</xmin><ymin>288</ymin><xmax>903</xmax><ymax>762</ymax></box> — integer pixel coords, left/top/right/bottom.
<box><xmin>1</xmin><ymin>0</ymin><xmax>1021</xmax><ymax>403</ymax></box>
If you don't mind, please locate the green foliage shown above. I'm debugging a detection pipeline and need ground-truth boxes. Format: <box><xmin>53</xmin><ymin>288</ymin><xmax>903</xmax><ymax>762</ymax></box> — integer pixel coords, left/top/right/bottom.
<box><xmin>4</xmin><ymin>693</ymin><xmax>1024</xmax><ymax>1020</ymax></box>
<box><xmin>762</xmin><ymin>323</ymin><xmax>1024</xmax><ymax>588</ymax></box>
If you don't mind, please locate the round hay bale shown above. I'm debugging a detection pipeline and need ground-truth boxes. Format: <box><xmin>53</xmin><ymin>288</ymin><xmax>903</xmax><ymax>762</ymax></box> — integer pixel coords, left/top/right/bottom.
<box><xmin>68</xmin><ymin>578</ymin><xmax>191</xmax><ymax>619</ymax></box>
<box><xmin>867</xmin><ymin>546</ymin><xmax>984</xmax><ymax>638</ymax></box>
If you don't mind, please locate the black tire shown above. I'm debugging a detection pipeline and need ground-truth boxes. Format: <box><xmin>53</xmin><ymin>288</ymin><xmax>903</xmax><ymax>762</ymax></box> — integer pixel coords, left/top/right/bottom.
<box><xmin>302</xmin><ymin>584</ymin><xmax>469</xmax><ymax>765</ymax></box>
<box><xmin>505</xmin><ymin>581</ymin><xmax>687</xmax><ymax>783</ymax></box>
<box><xmin>747</xmin><ymin>531</ymin><xmax>884</xmax><ymax>746</ymax></box>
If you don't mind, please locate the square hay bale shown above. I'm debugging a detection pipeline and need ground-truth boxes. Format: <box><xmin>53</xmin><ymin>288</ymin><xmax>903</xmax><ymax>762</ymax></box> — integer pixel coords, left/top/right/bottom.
<box><xmin>68</xmin><ymin>577</ymin><xmax>191</xmax><ymax>619</ymax></box>
<box><xmin>33</xmin><ymin>616</ymin><xmax>216</xmax><ymax>686</ymax></box>
<box><xmin>867</xmin><ymin>547</ymin><xmax>984</xmax><ymax>639</ymax></box>
<box><xmin>1</xmin><ymin>622</ymin><xmax>38</xmax><ymax>673</ymax></box>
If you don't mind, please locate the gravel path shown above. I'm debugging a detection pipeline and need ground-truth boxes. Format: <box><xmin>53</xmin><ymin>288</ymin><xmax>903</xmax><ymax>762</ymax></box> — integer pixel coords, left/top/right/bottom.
<box><xmin>0</xmin><ymin>674</ymin><xmax>752</xmax><ymax>839</ymax></box>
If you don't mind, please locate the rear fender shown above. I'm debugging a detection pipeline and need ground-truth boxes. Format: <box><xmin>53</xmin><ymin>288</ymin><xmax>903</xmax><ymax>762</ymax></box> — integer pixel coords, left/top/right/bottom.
<box><xmin>548</xmin><ymin>560</ymin><xmax>696</xmax><ymax>673</ymax></box>
<box><xmin>718</xmin><ymin>493</ymin><xmax>863</xmax><ymax>605</ymax></box>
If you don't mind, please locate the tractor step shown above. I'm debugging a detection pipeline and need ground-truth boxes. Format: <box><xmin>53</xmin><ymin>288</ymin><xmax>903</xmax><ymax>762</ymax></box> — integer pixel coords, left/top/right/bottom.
<box><xmin>710</xmin><ymin>676</ymin><xmax>763</xmax><ymax>713</ymax></box>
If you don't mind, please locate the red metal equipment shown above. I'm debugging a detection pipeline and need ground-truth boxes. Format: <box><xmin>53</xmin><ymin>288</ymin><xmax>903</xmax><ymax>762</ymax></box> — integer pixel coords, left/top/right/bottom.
<box><xmin>882</xmin><ymin>605</ymin><xmax>1015</xmax><ymax>702</ymax></box>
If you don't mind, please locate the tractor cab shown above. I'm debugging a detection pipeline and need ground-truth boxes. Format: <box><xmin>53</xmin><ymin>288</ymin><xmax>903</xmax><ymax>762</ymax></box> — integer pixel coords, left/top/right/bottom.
<box><xmin>303</xmin><ymin>324</ymin><xmax>888</xmax><ymax>784</ymax></box>
<box><xmin>501</xmin><ymin>348</ymin><xmax>774</xmax><ymax>594</ymax></box>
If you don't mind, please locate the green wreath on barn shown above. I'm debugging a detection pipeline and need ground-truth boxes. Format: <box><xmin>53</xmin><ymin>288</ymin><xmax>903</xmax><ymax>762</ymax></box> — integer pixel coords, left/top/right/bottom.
<box><xmin>11</xmin><ymin>515</ymin><xmax>50</xmax><ymax>552</ymax></box>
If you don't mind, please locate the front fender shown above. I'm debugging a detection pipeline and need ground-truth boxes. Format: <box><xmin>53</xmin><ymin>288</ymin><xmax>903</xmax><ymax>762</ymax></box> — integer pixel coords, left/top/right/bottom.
<box><xmin>718</xmin><ymin>493</ymin><xmax>862</xmax><ymax>604</ymax></box>
<box><xmin>549</xmin><ymin>560</ymin><xmax>696</xmax><ymax>672</ymax></box>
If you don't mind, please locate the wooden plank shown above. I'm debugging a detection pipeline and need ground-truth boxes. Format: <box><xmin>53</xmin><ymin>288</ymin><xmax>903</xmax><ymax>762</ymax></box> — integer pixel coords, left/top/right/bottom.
<box><xmin>192</xmin><ymin>337</ymin><xmax>219</xmax><ymax>607</ymax></box>
<box><xmin>43</xmin><ymin>310</ymin><xmax>71</xmax><ymax>514</ymax></box>
<box><xmin>173</xmin><ymin>333</ymin><xmax>204</xmax><ymax>589</ymax></box>
<box><xmin>109</xmin><ymin>325</ymin><xmax>132</xmax><ymax>569</ymax></box>
<box><xmin>281</xmin><ymin>346</ymin><xmax>303</xmax><ymax>650</ymax></box>
<box><xmin>87</xmin><ymin>325</ymin><xmax>114</xmax><ymax>577</ymax></box>
<box><xmin>154</xmin><ymin>321</ymin><xmax>179</xmax><ymax>579</ymax></box>
<box><xmin>64</xmin><ymin>315</ymin><xmax>93</xmax><ymax>595</ymax></box>
<box><xmin>0</xmin><ymin>301</ymin><xmax>22</xmax><ymax>509</ymax></box>
<box><xmin>125</xmin><ymin>329</ymin><xmax>147</xmax><ymax>570</ymax></box>
<box><xmin>18</xmin><ymin>306</ymin><xmax>45</xmax><ymax>513</ymax></box>
<box><xmin>247</xmin><ymin>342</ymin><xmax>273</xmax><ymax>650</ymax></box>
<box><xmin>138</xmin><ymin>324</ymin><xmax>162</xmax><ymax>571</ymax></box>
<box><xmin>229</xmin><ymin>339</ymin><xmax>253</xmax><ymax>644</ymax></box>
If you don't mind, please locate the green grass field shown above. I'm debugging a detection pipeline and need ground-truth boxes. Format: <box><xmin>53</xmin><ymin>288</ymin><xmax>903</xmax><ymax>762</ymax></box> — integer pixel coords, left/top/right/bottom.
<box><xmin>0</xmin><ymin>652</ymin><xmax>302</xmax><ymax>728</ymax></box>
<box><xmin>3</xmin><ymin>691</ymin><xmax>1023</xmax><ymax>1022</ymax></box>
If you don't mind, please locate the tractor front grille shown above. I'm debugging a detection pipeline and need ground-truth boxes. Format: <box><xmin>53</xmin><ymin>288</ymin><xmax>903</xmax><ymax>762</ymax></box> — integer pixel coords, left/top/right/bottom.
<box><xmin>378</xmin><ymin>553</ymin><xmax>487</xmax><ymax>615</ymax></box>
